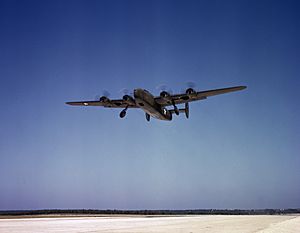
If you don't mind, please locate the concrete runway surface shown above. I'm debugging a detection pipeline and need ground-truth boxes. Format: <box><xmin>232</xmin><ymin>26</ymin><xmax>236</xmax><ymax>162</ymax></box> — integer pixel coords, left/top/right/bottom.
<box><xmin>0</xmin><ymin>215</ymin><xmax>300</xmax><ymax>233</ymax></box>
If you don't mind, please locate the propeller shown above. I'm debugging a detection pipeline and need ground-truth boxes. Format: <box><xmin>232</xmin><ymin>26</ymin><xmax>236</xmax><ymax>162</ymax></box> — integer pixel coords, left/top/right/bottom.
<box><xmin>119</xmin><ymin>88</ymin><xmax>133</xmax><ymax>96</ymax></box>
<box><xmin>181</xmin><ymin>81</ymin><xmax>197</xmax><ymax>94</ymax></box>
<box><xmin>186</xmin><ymin>81</ymin><xmax>197</xmax><ymax>95</ymax></box>
<box><xmin>95</xmin><ymin>90</ymin><xmax>110</xmax><ymax>101</ymax></box>
<box><xmin>186</xmin><ymin>81</ymin><xmax>196</xmax><ymax>89</ymax></box>
<box><xmin>156</xmin><ymin>84</ymin><xmax>173</xmax><ymax>95</ymax></box>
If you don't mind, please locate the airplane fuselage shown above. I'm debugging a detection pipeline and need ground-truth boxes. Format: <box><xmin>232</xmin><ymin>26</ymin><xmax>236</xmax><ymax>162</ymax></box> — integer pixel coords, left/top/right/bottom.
<box><xmin>134</xmin><ymin>89</ymin><xmax>172</xmax><ymax>121</ymax></box>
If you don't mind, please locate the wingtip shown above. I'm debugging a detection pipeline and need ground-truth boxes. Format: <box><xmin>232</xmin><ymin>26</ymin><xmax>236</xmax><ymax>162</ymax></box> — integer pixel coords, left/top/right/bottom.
<box><xmin>236</xmin><ymin>85</ymin><xmax>247</xmax><ymax>90</ymax></box>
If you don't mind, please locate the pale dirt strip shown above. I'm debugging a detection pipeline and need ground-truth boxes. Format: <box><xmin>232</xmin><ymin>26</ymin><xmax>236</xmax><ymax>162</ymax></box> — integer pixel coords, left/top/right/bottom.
<box><xmin>0</xmin><ymin>215</ymin><xmax>299</xmax><ymax>233</ymax></box>
<box><xmin>257</xmin><ymin>215</ymin><xmax>300</xmax><ymax>233</ymax></box>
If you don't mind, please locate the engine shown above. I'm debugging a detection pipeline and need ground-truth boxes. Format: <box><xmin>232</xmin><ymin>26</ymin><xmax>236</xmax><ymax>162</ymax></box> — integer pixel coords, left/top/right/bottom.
<box><xmin>162</xmin><ymin>107</ymin><xmax>172</xmax><ymax>120</ymax></box>
<box><xmin>186</xmin><ymin>88</ymin><xmax>196</xmax><ymax>95</ymax></box>
<box><xmin>123</xmin><ymin>95</ymin><xmax>135</xmax><ymax>105</ymax></box>
<box><xmin>160</xmin><ymin>91</ymin><xmax>171</xmax><ymax>99</ymax></box>
<box><xmin>99</xmin><ymin>96</ymin><xmax>110</xmax><ymax>102</ymax></box>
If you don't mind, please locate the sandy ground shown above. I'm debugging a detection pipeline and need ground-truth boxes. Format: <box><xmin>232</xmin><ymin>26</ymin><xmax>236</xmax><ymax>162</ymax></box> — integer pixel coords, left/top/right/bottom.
<box><xmin>0</xmin><ymin>215</ymin><xmax>299</xmax><ymax>233</ymax></box>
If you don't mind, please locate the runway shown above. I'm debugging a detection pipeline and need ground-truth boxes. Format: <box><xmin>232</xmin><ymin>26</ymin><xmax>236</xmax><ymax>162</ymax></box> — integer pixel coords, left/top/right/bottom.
<box><xmin>0</xmin><ymin>215</ymin><xmax>299</xmax><ymax>233</ymax></box>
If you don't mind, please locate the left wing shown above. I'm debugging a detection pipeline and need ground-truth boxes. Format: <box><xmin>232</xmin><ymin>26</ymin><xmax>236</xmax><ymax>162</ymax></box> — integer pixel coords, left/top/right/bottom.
<box><xmin>155</xmin><ymin>86</ymin><xmax>247</xmax><ymax>106</ymax></box>
<box><xmin>66</xmin><ymin>99</ymin><xmax>138</xmax><ymax>108</ymax></box>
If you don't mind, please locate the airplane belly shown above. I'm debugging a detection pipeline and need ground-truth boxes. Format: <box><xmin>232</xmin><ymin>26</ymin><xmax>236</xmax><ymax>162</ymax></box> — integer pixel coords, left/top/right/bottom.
<box><xmin>135</xmin><ymin>97</ymin><xmax>170</xmax><ymax>120</ymax></box>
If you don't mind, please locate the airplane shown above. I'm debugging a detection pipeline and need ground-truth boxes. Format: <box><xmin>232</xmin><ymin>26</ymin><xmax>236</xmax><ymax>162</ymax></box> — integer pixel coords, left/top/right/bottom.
<box><xmin>66</xmin><ymin>85</ymin><xmax>246</xmax><ymax>121</ymax></box>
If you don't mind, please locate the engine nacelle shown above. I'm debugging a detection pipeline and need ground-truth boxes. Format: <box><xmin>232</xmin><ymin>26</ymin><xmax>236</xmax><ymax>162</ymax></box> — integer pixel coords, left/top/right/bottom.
<box><xmin>160</xmin><ymin>91</ymin><xmax>171</xmax><ymax>99</ymax></box>
<box><xmin>186</xmin><ymin>88</ymin><xmax>196</xmax><ymax>95</ymax></box>
<box><xmin>162</xmin><ymin>108</ymin><xmax>172</xmax><ymax>120</ymax></box>
<box><xmin>99</xmin><ymin>96</ymin><xmax>110</xmax><ymax>102</ymax></box>
<box><xmin>123</xmin><ymin>95</ymin><xmax>135</xmax><ymax>105</ymax></box>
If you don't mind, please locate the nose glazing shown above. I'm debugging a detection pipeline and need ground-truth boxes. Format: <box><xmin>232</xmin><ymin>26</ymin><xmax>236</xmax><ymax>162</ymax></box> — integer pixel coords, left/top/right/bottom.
<box><xmin>133</xmin><ymin>89</ymin><xmax>141</xmax><ymax>98</ymax></box>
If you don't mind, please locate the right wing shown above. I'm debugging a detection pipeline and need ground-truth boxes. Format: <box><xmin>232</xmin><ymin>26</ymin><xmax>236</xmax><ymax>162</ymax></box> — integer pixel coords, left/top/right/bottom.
<box><xmin>155</xmin><ymin>86</ymin><xmax>247</xmax><ymax>106</ymax></box>
<box><xmin>66</xmin><ymin>99</ymin><xmax>138</xmax><ymax>108</ymax></box>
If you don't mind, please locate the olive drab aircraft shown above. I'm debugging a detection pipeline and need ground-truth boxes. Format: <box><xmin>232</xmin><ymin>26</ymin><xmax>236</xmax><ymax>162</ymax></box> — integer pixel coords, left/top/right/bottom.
<box><xmin>66</xmin><ymin>85</ymin><xmax>246</xmax><ymax>121</ymax></box>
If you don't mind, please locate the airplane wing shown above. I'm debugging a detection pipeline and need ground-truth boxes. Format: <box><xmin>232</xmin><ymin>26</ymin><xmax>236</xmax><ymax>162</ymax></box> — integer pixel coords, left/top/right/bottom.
<box><xmin>66</xmin><ymin>99</ymin><xmax>138</xmax><ymax>108</ymax></box>
<box><xmin>155</xmin><ymin>86</ymin><xmax>247</xmax><ymax>106</ymax></box>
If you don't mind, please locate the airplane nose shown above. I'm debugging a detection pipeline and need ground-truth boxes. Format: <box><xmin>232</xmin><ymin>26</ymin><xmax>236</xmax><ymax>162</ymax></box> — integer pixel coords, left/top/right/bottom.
<box><xmin>133</xmin><ymin>89</ymin><xmax>139</xmax><ymax>98</ymax></box>
<box><xmin>134</xmin><ymin>88</ymin><xmax>144</xmax><ymax>98</ymax></box>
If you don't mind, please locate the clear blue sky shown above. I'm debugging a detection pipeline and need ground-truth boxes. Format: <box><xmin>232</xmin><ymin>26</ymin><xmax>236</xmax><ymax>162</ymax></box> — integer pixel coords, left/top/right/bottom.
<box><xmin>0</xmin><ymin>0</ymin><xmax>299</xmax><ymax>210</ymax></box>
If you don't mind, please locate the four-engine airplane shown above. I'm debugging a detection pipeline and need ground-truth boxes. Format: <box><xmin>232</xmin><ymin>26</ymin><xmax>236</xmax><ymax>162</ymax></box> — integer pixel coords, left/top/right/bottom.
<box><xmin>66</xmin><ymin>85</ymin><xmax>246</xmax><ymax>121</ymax></box>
